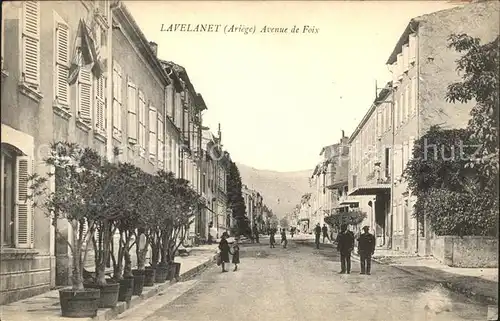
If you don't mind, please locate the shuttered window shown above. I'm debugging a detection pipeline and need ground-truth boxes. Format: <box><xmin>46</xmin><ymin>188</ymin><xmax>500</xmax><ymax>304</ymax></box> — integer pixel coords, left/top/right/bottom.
<box><xmin>157</xmin><ymin>116</ymin><xmax>164</xmax><ymax>168</ymax></box>
<box><xmin>402</xmin><ymin>141</ymin><xmax>408</xmax><ymax>171</ymax></box>
<box><xmin>94</xmin><ymin>75</ymin><xmax>106</xmax><ymax>132</ymax></box>
<box><xmin>126</xmin><ymin>79</ymin><xmax>137</xmax><ymax>143</ymax></box>
<box><xmin>21</xmin><ymin>1</ymin><xmax>40</xmax><ymax>88</ymax></box>
<box><xmin>409</xmin><ymin>33</ymin><xmax>417</xmax><ymax>64</ymax></box>
<box><xmin>405</xmin><ymin>85</ymin><xmax>410</xmax><ymax>121</ymax></box>
<box><xmin>166</xmin><ymin>85</ymin><xmax>174</xmax><ymax>119</ymax></box>
<box><xmin>113</xmin><ymin>62</ymin><xmax>123</xmax><ymax>139</ymax></box>
<box><xmin>394</xmin><ymin>99</ymin><xmax>399</xmax><ymax>129</ymax></box>
<box><xmin>138</xmin><ymin>91</ymin><xmax>146</xmax><ymax>155</ymax></box>
<box><xmin>15</xmin><ymin>156</ymin><xmax>32</xmax><ymax>248</ymax></box>
<box><xmin>148</xmin><ymin>106</ymin><xmax>157</xmax><ymax>159</ymax></box>
<box><xmin>78</xmin><ymin>67</ymin><xmax>92</xmax><ymax>123</ymax></box>
<box><xmin>54</xmin><ymin>17</ymin><xmax>69</xmax><ymax>107</ymax></box>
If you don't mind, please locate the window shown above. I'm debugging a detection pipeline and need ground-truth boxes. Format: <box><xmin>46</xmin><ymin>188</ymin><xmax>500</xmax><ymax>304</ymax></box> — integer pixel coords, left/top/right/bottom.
<box><xmin>21</xmin><ymin>1</ymin><xmax>40</xmax><ymax>89</ymax></box>
<box><xmin>394</xmin><ymin>98</ymin><xmax>399</xmax><ymax>129</ymax></box>
<box><xmin>175</xmin><ymin>92</ymin><xmax>182</xmax><ymax>129</ymax></box>
<box><xmin>94</xmin><ymin>75</ymin><xmax>106</xmax><ymax>133</ymax></box>
<box><xmin>409</xmin><ymin>33</ymin><xmax>417</xmax><ymax>64</ymax></box>
<box><xmin>113</xmin><ymin>62</ymin><xmax>123</xmax><ymax>140</ymax></box>
<box><xmin>404</xmin><ymin>85</ymin><xmax>410</xmax><ymax>121</ymax></box>
<box><xmin>126</xmin><ymin>78</ymin><xmax>137</xmax><ymax>143</ymax></box>
<box><xmin>77</xmin><ymin>67</ymin><xmax>92</xmax><ymax>123</ymax></box>
<box><xmin>1</xmin><ymin>149</ymin><xmax>32</xmax><ymax>249</ymax></box>
<box><xmin>157</xmin><ymin>114</ymin><xmax>164</xmax><ymax>168</ymax></box>
<box><xmin>148</xmin><ymin>105</ymin><xmax>157</xmax><ymax>160</ymax></box>
<box><xmin>138</xmin><ymin>90</ymin><xmax>146</xmax><ymax>156</ymax></box>
<box><xmin>402</xmin><ymin>141</ymin><xmax>408</xmax><ymax>171</ymax></box>
<box><xmin>54</xmin><ymin>15</ymin><xmax>69</xmax><ymax>108</ymax></box>
<box><xmin>166</xmin><ymin>85</ymin><xmax>174</xmax><ymax>120</ymax></box>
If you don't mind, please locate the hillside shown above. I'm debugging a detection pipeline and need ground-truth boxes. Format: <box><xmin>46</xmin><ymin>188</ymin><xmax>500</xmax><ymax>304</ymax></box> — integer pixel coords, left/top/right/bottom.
<box><xmin>236</xmin><ymin>162</ymin><xmax>314</xmax><ymax>219</ymax></box>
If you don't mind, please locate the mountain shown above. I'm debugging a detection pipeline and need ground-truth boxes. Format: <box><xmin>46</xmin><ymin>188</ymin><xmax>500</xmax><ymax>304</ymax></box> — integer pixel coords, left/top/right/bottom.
<box><xmin>235</xmin><ymin>162</ymin><xmax>314</xmax><ymax>219</ymax></box>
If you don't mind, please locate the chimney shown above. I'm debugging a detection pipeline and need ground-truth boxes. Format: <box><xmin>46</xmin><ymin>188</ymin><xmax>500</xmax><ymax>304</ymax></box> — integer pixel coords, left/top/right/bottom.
<box><xmin>218</xmin><ymin>123</ymin><xmax>222</xmax><ymax>141</ymax></box>
<box><xmin>149</xmin><ymin>41</ymin><xmax>158</xmax><ymax>57</ymax></box>
<box><xmin>341</xmin><ymin>130</ymin><xmax>345</xmax><ymax>138</ymax></box>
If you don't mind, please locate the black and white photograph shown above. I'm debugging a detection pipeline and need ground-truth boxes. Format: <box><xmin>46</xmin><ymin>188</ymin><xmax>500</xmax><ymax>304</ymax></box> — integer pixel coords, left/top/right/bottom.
<box><xmin>0</xmin><ymin>0</ymin><xmax>498</xmax><ymax>320</ymax></box>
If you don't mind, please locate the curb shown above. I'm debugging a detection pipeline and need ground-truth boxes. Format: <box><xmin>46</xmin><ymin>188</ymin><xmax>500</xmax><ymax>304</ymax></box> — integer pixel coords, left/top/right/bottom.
<box><xmin>92</xmin><ymin>255</ymin><xmax>216</xmax><ymax>321</ymax></box>
<box><xmin>351</xmin><ymin>252</ymin><xmax>498</xmax><ymax>306</ymax></box>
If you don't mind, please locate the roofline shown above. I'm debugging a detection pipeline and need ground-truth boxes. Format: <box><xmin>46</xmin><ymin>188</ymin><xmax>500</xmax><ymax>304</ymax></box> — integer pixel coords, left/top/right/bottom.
<box><xmin>348</xmin><ymin>82</ymin><xmax>393</xmax><ymax>144</ymax></box>
<box><xmin>196</xmin><ymin>93</ymin><xmax>208</xmax><ymax>111</ymax></box>
<box><xmin>386</xmin><ymin>19</ymin><xmax>420</xmax><ymax>65</ymax></box>
<box><xmin>114</xmin><ymin>3</ymin><xmax>170</xmax><ymax>87</ymax></box>
<box><xmin>159</xmin><ymin>59</ymin><xmax>183</xmax><ymax>92</ymax></box>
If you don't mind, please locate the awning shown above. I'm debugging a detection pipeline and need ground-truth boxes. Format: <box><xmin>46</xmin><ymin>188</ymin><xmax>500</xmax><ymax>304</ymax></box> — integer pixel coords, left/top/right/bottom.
<box><xmin>348</xmin><ymin>184</ymin><xmax>391</xmax><ymax>196</ymax></box>
<box><xmin>339</xmin><ymin>200</ymin><xmax>359</xmax><ymax>206</ymax></box>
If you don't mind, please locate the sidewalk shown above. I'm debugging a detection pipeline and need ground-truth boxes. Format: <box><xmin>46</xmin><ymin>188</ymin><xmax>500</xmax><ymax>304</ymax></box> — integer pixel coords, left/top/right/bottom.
<box><xmin>0</xmin><ymin>244</ymin><xmax>218</xmax><ymax>321</ymax></box>
<box><xmin>352</xmin><ymin>246</ymin><xmax>498</xmax><ymax>305</ymax></box>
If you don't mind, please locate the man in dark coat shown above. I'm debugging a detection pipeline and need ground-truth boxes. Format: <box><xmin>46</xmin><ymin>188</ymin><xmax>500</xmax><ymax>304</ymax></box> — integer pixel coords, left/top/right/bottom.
<box><xmin>314</xmin><ymin>223</ymin><xmax>321</xmax><ymax>249</ymax></box>
<box><xmin>357</xmin><ymin>225</ymin><xmax>376</xmax><ymax>275</ymax></box>
<box><xmin>322</xmin><ymin>224</ymin><xmax>330</xmax><ymax>243</ymax></box>
<box><xmin>336</xmin><ymin>224</ymin><xmax>354</xmax><ymax>274</ymax></box>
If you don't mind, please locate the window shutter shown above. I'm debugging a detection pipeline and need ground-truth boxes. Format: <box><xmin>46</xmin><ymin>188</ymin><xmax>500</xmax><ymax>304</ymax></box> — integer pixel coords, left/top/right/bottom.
<box><xmin>408</xmin><ymin>136</ymin><xmax>415</xmax><ymax>161</ymax></box>
<box><xmin>78</xmin><ymin>67</ymin><xmax>92</xmax><ymax>122</ymax></box>
<box><xmin>402</xmin><ymin>142</ymin><xmax>408</xmax><ymax>170</ymax></box>
<box><xmin>411</xmin><ymin>77</ymin><xmax>417</xmax><ymax>116</ymax></box>
<box><xmin>127</xmin><ymin>80</ymin><xmax>137</xmax><ymax>141</ymax></box>
<box><xmin>402</xmin><ymin>45</ymin><xmax>409</xmax><ymax>72</ymax></box>
<box><xmin>157</xmin><ymin>116</ymin><xmax>164</xmax><ymax>167</ymax></box>
<box><xmin>149</xmin><ymin>106</ymin><xmax>157</xmax><ymax>157</ymax></box>
<box><xmin>21</xmin><ymin>1</ymin><xmax>40</xmax><ymax>87</ymax></box>
<box><xmin>95</xmin><ymin>76</ymin><xmax>106</xmax><ymax>131</ymax></box>
<box><xmin>396</xmin><ymin>54</ymin><xmax>403</xmax><ymax>80</ymax></box>
<box><xmin>138</xmin><ymin>91</ymin><xmax>146</xmax><ymax>150</ymax></box>
<box><xmin>399</xmin><ymin>95</ymin><xmax>403</xmax><ymax>125</ymax></box>
<box><xmin>15</xmin><ymin>156</ymin><xmax>32</xmax><ymax>248</ymax></box>
<box><xmin>394</xmin><ymin>99</ymin><xmax>399</xmax><ymax>129</ymax></box>
<box><xmin>112</xmin><ymin>62</ymin><xmax>123</xmax><ymax>137</ymax></box>
<box><xmin>55</xmin><ymin>21</ymin><xmax>69</xmax><ymax>107</ymax></box>
<box><xmin>409</xmin><ymin>34</ymin><xmax>417</xmax><ymax>64</ymax></box>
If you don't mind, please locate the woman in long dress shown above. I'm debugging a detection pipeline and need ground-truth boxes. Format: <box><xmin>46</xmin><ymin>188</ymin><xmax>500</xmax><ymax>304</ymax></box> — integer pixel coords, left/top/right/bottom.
<box><xmin>218</xmin><ymin>232</ymin><xmax>230</xmax><ymax>272</ymax></box>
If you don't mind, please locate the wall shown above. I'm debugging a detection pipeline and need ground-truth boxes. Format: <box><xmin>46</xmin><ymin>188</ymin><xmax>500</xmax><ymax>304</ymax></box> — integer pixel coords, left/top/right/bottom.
<box><xmin>432</xmin><ymin>236</ymin><xmax>498</xmax><ymax>268</ymax></box>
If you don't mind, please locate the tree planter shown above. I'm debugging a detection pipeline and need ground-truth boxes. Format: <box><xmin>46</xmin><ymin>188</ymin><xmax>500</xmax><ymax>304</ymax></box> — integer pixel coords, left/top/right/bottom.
<box><xmin>168</xmin><ymin>262</ymin><xmax>181</xmax><ymax>281</ymax></box>
<box><xmin>59</xmin><ymin>288</ymin><xmax>100</xmax><ymax>318</ymax></box>
<box><xmin>131</xmin><ymin>271</ymin><xmax>145</xmax><ymax>296</ymax></box>
<box><xmin>143</xmin><ymin>267</ymin><xmax>155</xmax><ymax>286</ymax></box>
<box><xmin>155</xmin><ymin>265</ymin><xmax>169</xmax><ymax>283</ymax></box>
<box><xmin>118</xmin><ymin>276</ymin><xmax>134</xmax><ymax>302</ymax></box>
<box><xmin>84</xmin><ymin>281</ymin><xmax>120</xmax><ymax>308</ymax></box>
<box><xmin>174</xmin><ymin>262</ymin><xmax>181</xmax><ymax>278</ymax></box>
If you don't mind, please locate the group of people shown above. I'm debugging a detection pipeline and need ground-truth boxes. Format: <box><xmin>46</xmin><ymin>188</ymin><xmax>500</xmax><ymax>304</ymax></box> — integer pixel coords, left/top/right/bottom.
<box><xmin>217</xmin><ymin>232</ymin><xmax>240</xmax><ymax>272</ymax></box>
<box><xmin>268</xmin><ymin>227</ymin><xmax>288</xmax><ymax>248</ymax></box>
<box><xmin>315</xmin><ymin>223</ymin><xmax>376</xmax><ymax>275</ymax></box>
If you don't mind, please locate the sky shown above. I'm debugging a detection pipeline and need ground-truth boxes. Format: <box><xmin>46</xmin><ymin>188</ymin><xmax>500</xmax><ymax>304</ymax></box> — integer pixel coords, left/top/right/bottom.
<box><xmin>126</xmin><ymin>1</ymin><xmax>459</xmax><ymax>172</ymax></box>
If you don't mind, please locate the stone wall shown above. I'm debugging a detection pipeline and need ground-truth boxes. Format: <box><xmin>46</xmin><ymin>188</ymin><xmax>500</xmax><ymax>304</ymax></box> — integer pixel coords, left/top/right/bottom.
<box><xmin>431</xmin><ymin>236</ymin><xmax>498</xmax><ymax>268</ymax></box>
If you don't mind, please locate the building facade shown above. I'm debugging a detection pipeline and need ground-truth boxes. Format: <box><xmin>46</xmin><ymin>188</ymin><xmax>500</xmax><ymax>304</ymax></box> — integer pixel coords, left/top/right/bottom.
<box><xmin>349</xmin><ymin>1</ymin><xmax>500</xmax><ymax>255</ymax></box>
<box><xmin>1</xmin><ymin>0</ymin><xmax>229</xmax><ymax>304</ymax></box>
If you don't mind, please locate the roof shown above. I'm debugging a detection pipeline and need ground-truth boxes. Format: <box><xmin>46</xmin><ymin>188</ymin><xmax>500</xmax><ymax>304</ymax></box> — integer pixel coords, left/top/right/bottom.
<box><xmin>348</xmin><ymin>81</ymin><xmax>392</xmax><ymax>144</ymax></box>
<box><xmin>159</xmin><ymin>59</ymin><xmax>183</xmax><ymax>92</ymax></box>
<box><xmin>114</xmin><ymin>3</ymin><xmax>170</xmax><ymax>87</ymax></box>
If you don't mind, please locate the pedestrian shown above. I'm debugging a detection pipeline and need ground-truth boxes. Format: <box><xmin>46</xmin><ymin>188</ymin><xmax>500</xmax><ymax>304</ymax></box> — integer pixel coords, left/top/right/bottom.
<box><xmin>230</xmin><ymin>237</ymin><xmax>240</xmax><ymax>271</ymax></box>
<box><xmin>336</xmin><ymin>224</ymin><xmax>354</xmax><ymax>274</ymax></box>
<box><xmin>253</xmin><ymin>224</ymin><xmax>260</xmax><ymax>243</ymax></box>
<box><xmin>281</xmin><ymin>228</ymin><xmax>288</xmax><ymax>248</ymax></box>
<box><xmin>314</xmin><ymin>223</ymin><xmax>321</xmax><ymax>249</ymax></box>
<box><xmin>290</xmin><ymin>227</ymin><xmax>295</xmax><ymax>238</ymax></box>
<box><xmin>357</xmin><ymin>226</ymin><xmax>376</xmax><ymax>275</ymax></box>
<box><xmin>322</xmin><ymin>224</ymin><xmax>330</xmax><ymax>243</ymax></box>
<box><xmin>218</xmin><ymin>232</ymin><xmax>230</xmax><ymax>273</ymax></box>
<box><xmin>270</xmin><ymin>229</ymin><xmax>276</xmax><ymax>248</ymax></box>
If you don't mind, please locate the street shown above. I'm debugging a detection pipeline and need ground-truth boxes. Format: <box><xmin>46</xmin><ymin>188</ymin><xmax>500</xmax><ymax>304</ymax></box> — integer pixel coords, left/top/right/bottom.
<box><xmin>118</xmin><ymin>238</ymin><xmax>489</xmax><ymax>321</ymax></box>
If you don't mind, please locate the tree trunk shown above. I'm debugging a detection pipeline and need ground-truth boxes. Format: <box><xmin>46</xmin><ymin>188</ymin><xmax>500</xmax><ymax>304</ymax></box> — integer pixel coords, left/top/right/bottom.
<box><xmin>71</xmin><ymin>227</ymin><xmax>84</xmax><ymax>290</ymax></box>
<box><xmin>136</xmin><ymin>232</ymin><xmax>149</xmax><ymax>270</ymax></box>
<box><xmin>122</xmin><ymin>232</ymin><xmax>132</xmax><ymax>277</ymax></box>
<box><xmin>96</xmin><ymin>221</ymin><xmax>112</xmax><ymax>286</ymax></box>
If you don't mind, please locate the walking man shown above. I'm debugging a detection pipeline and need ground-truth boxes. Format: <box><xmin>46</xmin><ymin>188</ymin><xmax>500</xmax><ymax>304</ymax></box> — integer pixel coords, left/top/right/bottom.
<box><xmin>253</xmin><ymin>224</ymin><xmax>260</xmax><ymax>243</ymax></box>
<box><xmin>357</xmin><ymin>226</ymin><xmax>376</xmax><ymax>275</ymax></box>
<box><xmin>314</xmin><ymin>223</ymin><xmax>321</xmax><ymax>249</ymax></box>
<box><xmin>281</xmin><ymin>228</ymin><xmax>288</xmax><ymax>248</ymax></box>
<box><xmin>322</xmin><ymin>224</ymin><xmax>330</xmax><ymax>243</ymax></box>
<box><xmin>336</xmin><ymin>224</ymin><xmax>354</xmax><ymax>274</ymax></box>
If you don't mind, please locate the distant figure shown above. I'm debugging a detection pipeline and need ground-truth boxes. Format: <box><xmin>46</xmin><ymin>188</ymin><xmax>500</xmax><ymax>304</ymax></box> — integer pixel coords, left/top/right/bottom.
<box><xmin>253</xmin><ymin>224</ymin><xmax>260</xmax><ymax>243</ymax></box>
<box><xmin>322</xmin><ymin>224</ymin><xmax>330</xmax><ymax>243</ymax></box>
<box><xmin>270</xmin><ymin>229</ymin><xmax>276</xmax><ymax>248</ymax></box>
<box><xmin>357</xmin><ymin>226</ymin><xmax>376</xmax><ymax>275</ymax></box>
<box><xmin>336</xmin><ymin>224</ymin><xmax>354</xmax><ymax>274</ymax></box>
<box><xmin>230</xmin><ymin>238</ymin><xmax>241</xmax><ymax>271</ymax></box>
<box><xmin>281</xmin><ymin>228</ymin><xmax>288</xmax><ymax>248</ymax></box>
<box><xmin>314</xmin><ymin>223</ymin><xmax>321</xmax><ymax>249</ymax></box>
<box><xmin>290</xmin><ymin>227</ymin><xmax>295</xmax><ymax>238</ymax></box>
<box><xmin>218</xmin><ymin>232</ymin><xmax>230</xmax><ymax>273</ymax></box>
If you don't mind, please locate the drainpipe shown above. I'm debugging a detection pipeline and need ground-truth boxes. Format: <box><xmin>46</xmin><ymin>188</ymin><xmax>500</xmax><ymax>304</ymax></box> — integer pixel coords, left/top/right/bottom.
<box><xmin>389</xmin><ymin>83</ymin><xmax>395</xmax><ymax>250</ymax></box>
<box><xmin>106</xmin><ymin>3</ymin><xmax>115</xmax><ymax>161</ymax></box>
<box><xmin>410</xmin><ymin>22</ymin><xmax>420</xmax><ymax>254</ymax></box>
